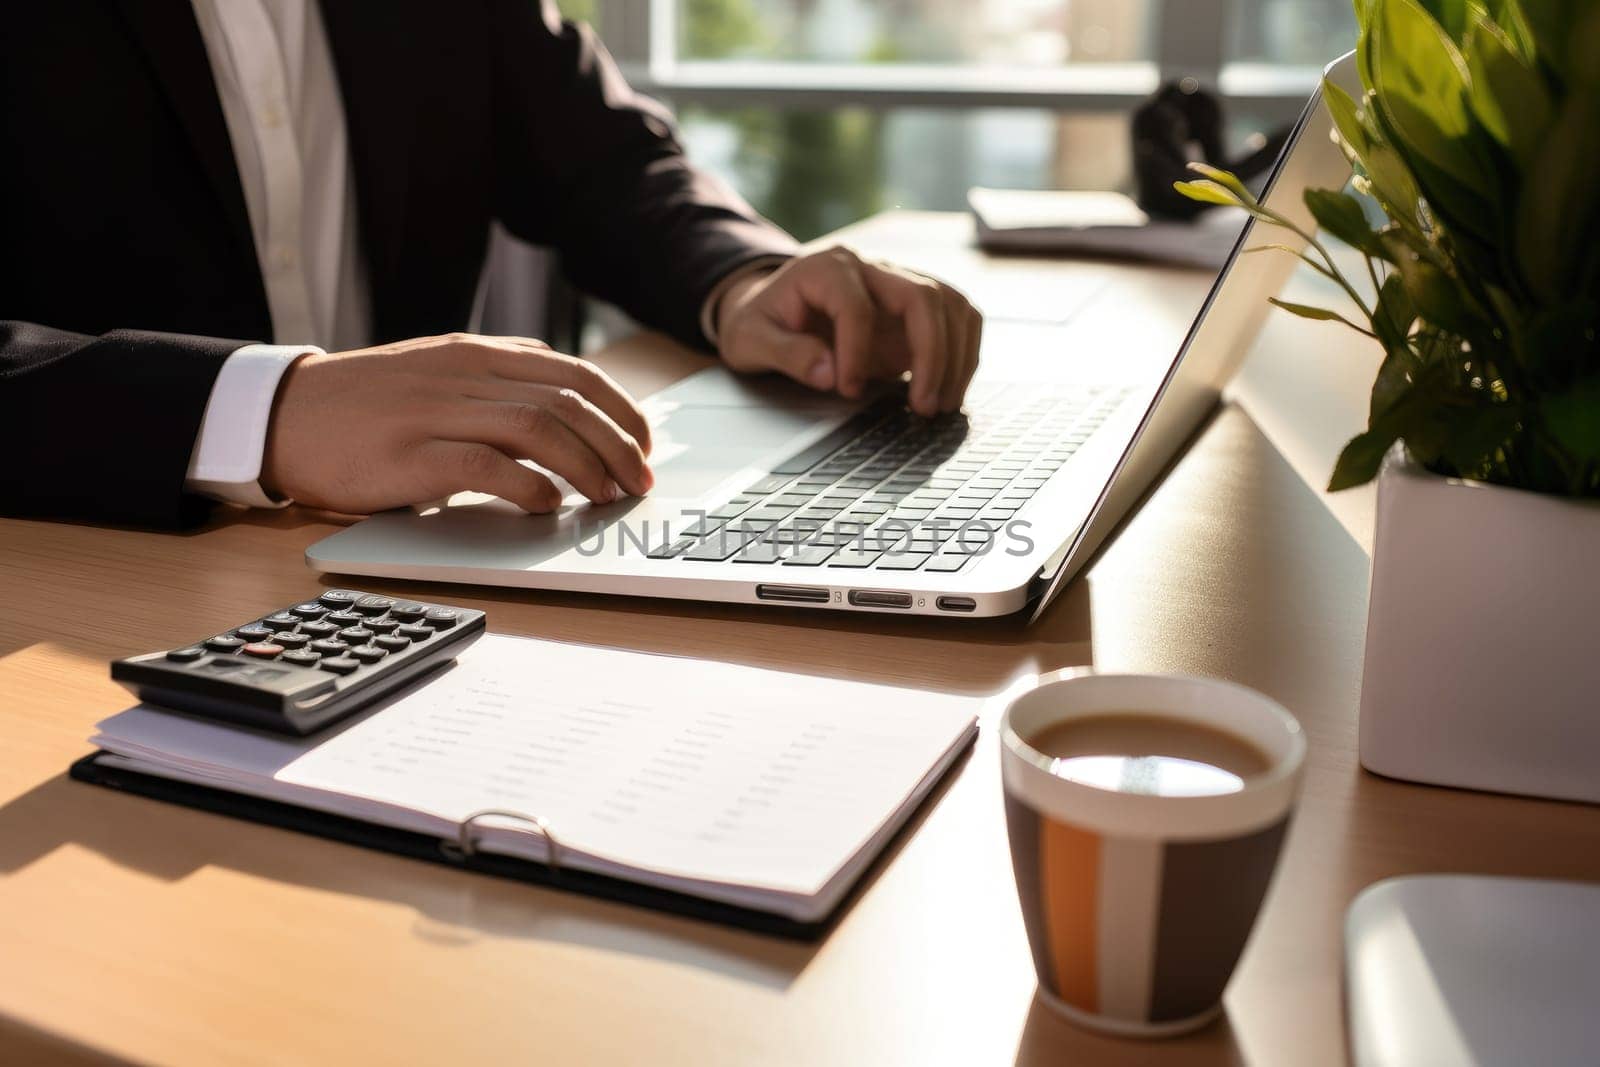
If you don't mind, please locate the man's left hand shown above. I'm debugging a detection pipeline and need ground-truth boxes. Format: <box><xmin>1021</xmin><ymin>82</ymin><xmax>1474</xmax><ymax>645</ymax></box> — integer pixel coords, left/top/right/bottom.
<box><xmin>714</xmin><ymin>247</ymin><xmax>983</xmax><ymax>417</ymax></box>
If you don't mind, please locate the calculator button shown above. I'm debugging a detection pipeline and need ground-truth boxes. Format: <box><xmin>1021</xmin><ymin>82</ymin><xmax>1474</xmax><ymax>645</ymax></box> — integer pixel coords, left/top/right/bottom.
<box><xmin>397</xmin><ymin>624</ymin><xmax>433</xmax><ymax>641</ymax></box>
<box><xmin>290</xmin><ymin>602</ymin><xmax>328</xmax><ymax>619</ymax></box>
<box><xmin>373</xmin><ymin>634</ymin><xmax>410</xmax><ymax>652</ymax></box>
<box><xmin>423</xmin><ymin>608</ymin><xmax>460</xmax><ymax>629</ymax></box>
<box><xmin>364</xmin><ymin>617</ymin><xmax>400</xmax><ymax>634</ymax></box>
<box><xmin>205</xmin><ymin>635</ymin><xmax>246</xmax><ymax>653</ymax></box>
<box><xmin>318</xmin><ymin>590</ymin><xmax>358</xmax><ymax>609</ymax></box>
<box><xmin>273</xmin><ymin>631</ymin><xmax>311</xmax><ymax>650</ymax></box>
<box><xmin>310</xmin><ymin>639</ymin><xmax>347</xmax><ymax>656</ymax></box>
<box><xmin>389</xmin><ymin>602</ymin><xmax>428</xmax><ymax>622</ymax></box>
<box><xmin>235</xmin><ymin>624</ymin><xmax>275</xmax><ymax>642</ymax></box>
<box><xmin>338</xmin><ymin>627</ymin><xmax>374</xmax><ymax>645</ymax></box>
<box><xmin>325</xmin><ymin>610</ymin><xmax>363</xmax><ymax>627</ymax></box>
<box><xmin>280</xmin><ymin>649</ymin><xmax>321</xmax><ymax>666</ymax></box>
<box><xmin>299</xmin><ymin>620</ymin><xmax>339</xmax><ymax>638</ymax></box>
<box><xmin>318</xmin><ymin>656</ymin><xmax>361</xmax><ymax>675</ymax></box>
<box><xmin>354</xmin><ymin>595</ymin><xmax>394</xmax><ymax>616</ymax></box>
<box><xmin>347</xmin><ymin>644</ymin><xmax>388</xmax><ymax>664</ymax></box>
<box><xmin>262</xmin><ymin>613</ymin><xmax>301</xmax><ymax>631</ymax></box>
<box><xmin>241</xmin><ymin>643</ymin><xmax>284</xmax><ymax>659</ymax></box>
<box><xmin>166</xmin><ymin>646</ymin><xmax>207</xmax><ymax>663</ymax></box>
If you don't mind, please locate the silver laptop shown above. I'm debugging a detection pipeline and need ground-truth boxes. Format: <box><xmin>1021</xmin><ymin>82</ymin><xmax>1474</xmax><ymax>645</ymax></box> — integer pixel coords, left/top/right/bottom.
<box><xmin>307</xmin><ymin>54</ymin><xmax>1357</xmax><ymax>621</ymax></box>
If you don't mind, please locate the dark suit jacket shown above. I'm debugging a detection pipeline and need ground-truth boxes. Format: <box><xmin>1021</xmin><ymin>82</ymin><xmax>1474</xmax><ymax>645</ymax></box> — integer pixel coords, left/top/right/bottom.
<box><xmin>1</xmin><ymin>0</ymin><xmax>797</xmax><ymax>527</ymax></box>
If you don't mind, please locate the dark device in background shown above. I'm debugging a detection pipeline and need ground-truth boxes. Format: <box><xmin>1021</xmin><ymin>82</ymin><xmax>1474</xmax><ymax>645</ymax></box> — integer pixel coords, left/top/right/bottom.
<box><xmin>1133</xmin><ymin>78</ymin><xmax>1294</xmax><ymax>220</ymax></box>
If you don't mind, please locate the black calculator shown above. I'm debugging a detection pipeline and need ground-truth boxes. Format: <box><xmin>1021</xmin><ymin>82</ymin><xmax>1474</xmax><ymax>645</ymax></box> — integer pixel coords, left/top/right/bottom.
<box><xmin>111</xmin><ymin>590</ymin><xmax>487</xmax><ymax>735</ymax></box>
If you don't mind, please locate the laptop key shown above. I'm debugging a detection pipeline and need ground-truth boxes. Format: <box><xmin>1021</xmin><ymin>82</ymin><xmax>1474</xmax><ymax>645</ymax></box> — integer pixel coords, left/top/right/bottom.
<box><xmin>709</xmin><ymin>499</ymin><xmax>757</xmax><ymax>520</ymax></box>
<box><xmin>647</xmin><ymin>537</ymin><xmax>696</xmax><ymax>559</ymax></box>
<box><xmin>875</xmin><ymin>552</ymin><xmax>931</xmax><ymax>571</ymax></box>
<box><xmin>744</xmin><ymin>504</ymin><xmax>799</xmax><ymax>523</ymax></box>
<box><xmin>679</xmin><ymin>518</ymin><xmax>724</xmax><ymax>538</ymax></box>
<box><xmin>769</xmin><ymin>406</ymin><xmax>890</xmax><ymax>474</ymax></box>
<box><xmin>924</xmin><ymin>554</ymin><xmax>970</xmax><ymax>573</ymax></box>
<box><xmin>783</xmin><ymin>545</ymin><xmax>837</xmax><ymax>566</ymax></box>
<box><xmin>808</xmin><ymin>529</ymin><xmax>866</xmax><ymax>548</ymax></box>
<box><xmin>827</xmin><ymin>547</ymin><xmax>884</xmax><ymax>568</ymax></box>
<box><xmin>683</xmin><ymin>536</ymin><xmax>747</xmax><ymax>561</ymax></box>
<box><xmin>733</xmin><ymin>542</ymin><xmax>788</xmax><ymax>564</ymax></box>
<box><xmin>744</xmin><ymin>475</ymin><xmax>793</xmax><ymax>495</ymax></box>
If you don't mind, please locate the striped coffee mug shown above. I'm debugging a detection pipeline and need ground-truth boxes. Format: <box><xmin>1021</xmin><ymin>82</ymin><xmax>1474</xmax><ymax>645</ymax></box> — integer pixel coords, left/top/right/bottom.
<box><xmin>1000</xmin><ymin>671</ymin><xmax>1305</xmax><ymax>1038</ymax></box>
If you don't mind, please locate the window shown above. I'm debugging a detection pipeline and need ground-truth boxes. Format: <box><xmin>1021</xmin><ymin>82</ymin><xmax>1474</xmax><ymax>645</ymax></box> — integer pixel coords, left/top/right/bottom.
<box><xmin>1226</xmin><ymin>0</ymin><xmax>1358</xmax><ymax>64</ymax></box>
<box><xmin>673</xmin><ymin>0</ymin><xmax>1155</xmax><ymax>66</ymax></box>
<box><xmin>555</xmin><ymin>0</ymin><xmax>1357</xmax><ymax>240</ymax></box>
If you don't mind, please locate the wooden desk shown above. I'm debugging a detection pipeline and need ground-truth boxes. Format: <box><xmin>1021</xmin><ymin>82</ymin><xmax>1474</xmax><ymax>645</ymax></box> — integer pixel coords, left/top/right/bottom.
<box><xmin>3</xmin><ymin>213</ymin><xmax>1597</xmax><ymax>1066</ymax></box>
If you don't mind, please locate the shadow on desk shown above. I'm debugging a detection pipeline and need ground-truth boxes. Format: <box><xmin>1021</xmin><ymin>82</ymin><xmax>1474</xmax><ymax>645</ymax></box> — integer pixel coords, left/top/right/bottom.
<box><xmin>0</xmin><ymin>1014</ymin><xmax>130</xmax><ymax>1066</ymax></box>
<box><xmin>0</xmin><ymin>740</ymin><xmax>971</xmax><ymax>997</ymax></box>
<box><xmin>312</xmin><ymin>560</ymin><xmax>1098</xmax><ymax>699</ymax></box>
<box><xmin>1013</xmin><ymin>993</ymin><xmax>1248</xmax><ymax>1066</ymax></box>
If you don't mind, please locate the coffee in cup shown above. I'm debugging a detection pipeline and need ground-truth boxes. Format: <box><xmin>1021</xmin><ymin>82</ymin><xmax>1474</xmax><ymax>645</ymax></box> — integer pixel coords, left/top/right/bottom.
<box><xmin>1000</xmin><ymin>672</ymin><xmax>1305</xmax><ymax>1038</ymax></box>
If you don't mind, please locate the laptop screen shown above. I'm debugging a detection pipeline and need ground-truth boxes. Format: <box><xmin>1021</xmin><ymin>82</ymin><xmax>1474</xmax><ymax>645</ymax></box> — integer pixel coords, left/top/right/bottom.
<box><xmin>1028</xmin><ymin>51</ymin><xmax>1360</xmax><ymax>623</ymax></box>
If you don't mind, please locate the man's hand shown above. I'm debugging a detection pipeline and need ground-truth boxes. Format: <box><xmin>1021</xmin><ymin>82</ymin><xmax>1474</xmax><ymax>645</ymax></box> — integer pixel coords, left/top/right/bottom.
<box><xmin>714</xmin><ymin>247</ymin><xmax>983</xmax><ymax>417</ymax></box>
<box><xmin>261</xmin><ymin>334</ymin><xmax>653</xmax><ymax>514</ymax></box>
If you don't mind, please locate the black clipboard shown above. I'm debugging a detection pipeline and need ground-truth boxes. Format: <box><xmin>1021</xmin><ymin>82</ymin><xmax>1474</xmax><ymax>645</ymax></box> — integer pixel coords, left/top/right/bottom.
<box><xmin>70</xmin><ymin>736</ymin><xmax>973</xmax><ymax>941</ymax></box>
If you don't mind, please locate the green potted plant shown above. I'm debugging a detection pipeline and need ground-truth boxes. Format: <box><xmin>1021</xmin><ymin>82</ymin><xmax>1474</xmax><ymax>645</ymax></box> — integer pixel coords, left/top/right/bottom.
<box><xmin>1180</xmin><ymin>0</ymin><xmax>1600</xmax><ymax>803</ymax></box>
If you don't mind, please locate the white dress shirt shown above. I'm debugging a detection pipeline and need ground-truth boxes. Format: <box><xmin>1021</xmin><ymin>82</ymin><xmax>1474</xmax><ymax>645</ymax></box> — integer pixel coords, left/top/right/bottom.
<box><xmin>181</xmin><ymin>0</ymin><xmax>773</xmax><ymax>508</ymax></box>
<box><xmin>184</xmin><ymin>0</ymin><xmax>369</xmax><ymax>507</ymax></box>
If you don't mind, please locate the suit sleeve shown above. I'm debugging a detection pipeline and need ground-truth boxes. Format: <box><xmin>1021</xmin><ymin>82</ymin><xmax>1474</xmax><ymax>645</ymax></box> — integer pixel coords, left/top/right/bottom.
<box><xmin>486</xmin><ymin>0</ymin><xmax>799</xmax><ymax>352</ymax></box>
<box><xmin>0</xmin><ymin>321</ymin><xmax>246</xmax><ymax>527</ymax></box>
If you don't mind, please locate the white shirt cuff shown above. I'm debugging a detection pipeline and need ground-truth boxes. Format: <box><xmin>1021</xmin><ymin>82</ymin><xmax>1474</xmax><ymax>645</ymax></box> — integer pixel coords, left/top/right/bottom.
<box><xmin>185</xmin><ymin>343</ymin><xmax>320</xmax><ymax>508</ymax></box>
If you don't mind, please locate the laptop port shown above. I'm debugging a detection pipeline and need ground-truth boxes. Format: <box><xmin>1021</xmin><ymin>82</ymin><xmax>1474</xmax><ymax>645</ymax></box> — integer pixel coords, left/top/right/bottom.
<box><xmin>936</xmin><ymin>596</ymin><xmax>977</xmax><ymax>613</ymax></box>
<box><xmin>756</xmin><ymin>584</ymin><xmax>830</xmax><ymax>604</ymax></box>
<box><xmin>848</xmin><ymin>590</ymin><xmax>913</xmax><ymax>609</ymax></box>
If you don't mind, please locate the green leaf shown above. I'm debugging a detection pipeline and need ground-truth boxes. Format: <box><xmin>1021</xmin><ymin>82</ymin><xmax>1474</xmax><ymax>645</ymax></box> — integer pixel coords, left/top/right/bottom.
<box><xmin>1465</xmin><ymin>14</ymin><xmax>1553</xmax><ymax>164</ymax></box>
<box><xmin>1334</xmin><ymin>85</ymin><xmax>1429</xmax><ymax>238</ymax></box>
<box><xmin>1372</xmin><ymin>272</ymin><xmax>1418</xmax><ymax>356</ymax></box>
<box><xmin>1369</xmin><ymin>0</ymin><xmax>1475</xmax><ymax>143</ymax></box>
<box><xmin>1366</xmin><ymin>0</ymin><xmax>1499</xmax><ymax>240</ymax></box>
<box><xmin>1541</xmin><ymin>374</ymin><xmax>1600</xmax><ymax>465</ymax></box>
<box><xmin>1481</xmin><ymin>0</ymin><xmax>1536</xmax><ymax>60</ymax></box>
<box><xmin>1330</xmin><ymin>427</ymin><xmax>1399</xmax><ymax>489</ymax></box>
<box><xmin>1379</xmin><ymin>234</ymin><xmax>1485</xmax><ymax>338</ymax></box>
<box><xmin>1515</xmin><ymin>87</ymin><xmax>1600</xmax><ymax>298</ymax></box>
<box><xmin>1268</xmin><ymin>297</ymin><xmax>1373</xmax><ymax>335</ymax></box>
<box><xmin>1415</xmin><ymin>0</ymin><xmax>1473</xmax><ymax>40</ymax></box>
<box><xmin>1516</xmin><ymin>0</ymin><xmax>1575</xmax><ymax>83</ymax></box>
<box><xmin>1427</xmin><ymin>399</ymin><xmax>1525</xmax><ymax>480</ymax></box>
<box><xmin>1185</xmin><ymin>163</ymin><xmax>1258</xmax><ymax>206</ymax></box>
<box><xmin>1172</xmin><ymin>179</ymin><xmax>1245</xmax><ymax>208</ymax></box>
<box><xmin>1305</xmin><ymin>187</ymin><xmax>1384</xmax><ymax>256</ymax></box>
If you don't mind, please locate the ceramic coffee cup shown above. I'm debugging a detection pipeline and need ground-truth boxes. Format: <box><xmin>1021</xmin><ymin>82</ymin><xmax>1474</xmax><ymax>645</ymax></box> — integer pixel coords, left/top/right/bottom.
<box><xmin>1000</xmin><ymin>670</ymin><xmax>1306</xmax><ymax>1038</ymax></box>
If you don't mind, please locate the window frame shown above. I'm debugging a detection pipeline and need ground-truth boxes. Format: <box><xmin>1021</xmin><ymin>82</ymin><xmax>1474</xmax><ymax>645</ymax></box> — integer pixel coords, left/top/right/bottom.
<box><xmin>596</xmin><ymin>0</ymin><xmax>1322</xmax><ymax>126</ymax></box>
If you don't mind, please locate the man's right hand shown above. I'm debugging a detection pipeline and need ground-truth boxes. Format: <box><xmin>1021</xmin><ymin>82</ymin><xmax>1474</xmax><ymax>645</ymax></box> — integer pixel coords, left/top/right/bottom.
<box><xmin>261</xmin><ymin>333</ymin><xmax>654</xmax><ymax>514</ymax></box>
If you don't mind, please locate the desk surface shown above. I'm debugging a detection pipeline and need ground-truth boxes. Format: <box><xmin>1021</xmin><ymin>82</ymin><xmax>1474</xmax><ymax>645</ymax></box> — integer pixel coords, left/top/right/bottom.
<box><xmin>3</xmin><ymin>213</ymin><xmax>1597</xmax><ymax>1067</ymax></box>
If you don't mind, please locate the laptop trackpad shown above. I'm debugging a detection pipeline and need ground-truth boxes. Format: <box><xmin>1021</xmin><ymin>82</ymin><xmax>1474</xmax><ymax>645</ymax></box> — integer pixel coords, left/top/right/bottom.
<box><xmin>643</xmin><ymin>400</ymin><xmax>830</xmax><ymax>500</ymax></box>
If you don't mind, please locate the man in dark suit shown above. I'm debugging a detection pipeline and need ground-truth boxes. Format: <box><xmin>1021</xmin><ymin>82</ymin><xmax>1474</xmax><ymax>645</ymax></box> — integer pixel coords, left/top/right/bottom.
<box><xmin>1</xmin><ymin>0</ymin><xmax>981</xmax><ymax>528</ymax></box>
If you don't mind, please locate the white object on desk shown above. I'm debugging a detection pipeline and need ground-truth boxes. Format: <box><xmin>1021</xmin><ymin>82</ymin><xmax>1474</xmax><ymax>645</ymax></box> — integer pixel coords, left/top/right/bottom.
<box><xmin>1345</xmin><ymin>875</ymin><xmax>1600</xmax><ymax>1067</ymax></box>
<box><xmin>90</xmin><ymin>634</ymin><xmax>980</xmax><ymax>922</ymax></box>
<box><xmin>968</xmin><ymin>187</ymin><xmax>1248</xmax><ymax>270</ymax></box>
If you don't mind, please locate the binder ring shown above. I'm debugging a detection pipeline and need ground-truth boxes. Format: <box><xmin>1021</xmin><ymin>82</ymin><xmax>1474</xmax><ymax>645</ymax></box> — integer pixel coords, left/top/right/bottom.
<box><xmin>440</xmin><ymin>809</ymin><xmax>563</xmax><ymax>872</ymax></box>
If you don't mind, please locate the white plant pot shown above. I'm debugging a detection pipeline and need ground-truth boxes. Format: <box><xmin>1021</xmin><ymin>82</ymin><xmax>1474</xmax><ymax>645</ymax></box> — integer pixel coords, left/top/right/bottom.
<box><xmin>1359</xmin><ymin>444</ymin><xmax>1600</xmax><ymax>804</ymax></box>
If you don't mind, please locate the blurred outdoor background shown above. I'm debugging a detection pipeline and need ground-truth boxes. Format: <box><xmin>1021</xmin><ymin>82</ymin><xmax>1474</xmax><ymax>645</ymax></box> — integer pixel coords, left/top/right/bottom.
<box><xmin>552</xmin><ymin>0</ymin><xmax>1358</xmax><ymax>240</ymax></box>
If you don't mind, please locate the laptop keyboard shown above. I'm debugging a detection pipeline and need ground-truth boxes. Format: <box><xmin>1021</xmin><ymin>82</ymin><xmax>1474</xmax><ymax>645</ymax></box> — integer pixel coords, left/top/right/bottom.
<box><xmin>648</xmin><ymin>384</ymin><xmax>1129</xmax><ymax>574</ymax></box>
